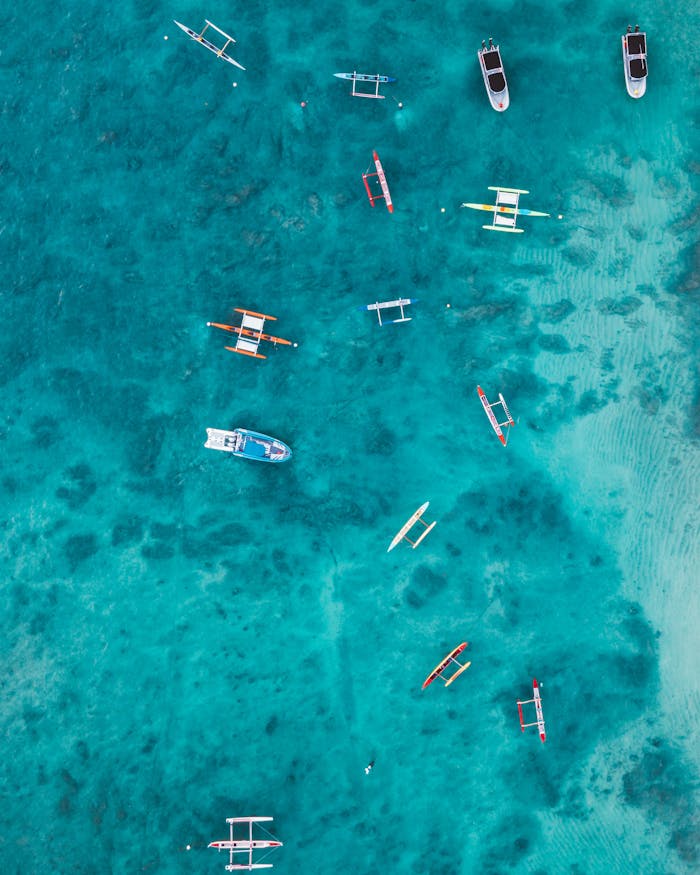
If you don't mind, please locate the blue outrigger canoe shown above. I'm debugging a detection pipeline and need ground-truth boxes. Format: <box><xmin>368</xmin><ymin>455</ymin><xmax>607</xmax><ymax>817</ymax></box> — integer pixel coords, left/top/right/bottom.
<box><xmin>205</xmin><ymin>428</ymin><xmax>292</xmax><ymax>463</ymax></box>
<box><xmin>333</xmin><ymin>71</ymin><xmax>396</xmax><ymax>98</ymax></box>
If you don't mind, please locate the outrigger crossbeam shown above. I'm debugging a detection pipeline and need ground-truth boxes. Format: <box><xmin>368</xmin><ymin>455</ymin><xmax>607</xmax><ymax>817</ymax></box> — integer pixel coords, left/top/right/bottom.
<box><xmin>173</xmin><ymin>19</ymin><xmax>246</xmax><ymax>70</ymax></box>
<box><xmin>462</xmin><ymin>186</ymin><xmax>549</xmax><ymax>233</ymax></box>
<box><xmin>207</xmin><ymin>309</ymin><xmax>293</xmax><ymax>360</ymax></box>
<box><xmin>477</xmin><ymin>386</ymin><xmax>514</xmax><ymax>446</ymax></box>
<box><xmin>517</xmin><ymin>678</ymin><xmax>546</xmax><ymax>742</ymax></box>
<box><xmin>362</xmin><ymin>151</ymin><xmax>394</xmax><ymax>213</ymax></box>
<box><xmin>387</xmin><ymin>501</ymin><xmax>437</xmax><ymax>552</ymax></box>
<box><xmin>334</xmin><ymin>71</ymin><xmax>395</xmax><ymax>99</ymax></box>
<box><xmin>209</xmin><ymin>816</ymin><xmax>282</xmax><ymax>871</ymax></box>
<box><xmin>361</xmin><ymin>298</ymin><xmax>416</xmax><ymax>326</ymax></box>
<box><xmin>422</xmin><ymin>642</ymin><xmax>471</xmax><ymax>689</ymax></box>
<box><xmin>353</xmin><ymin>72</ymin><xmax>382</xmax><ymax>98</ymax></box>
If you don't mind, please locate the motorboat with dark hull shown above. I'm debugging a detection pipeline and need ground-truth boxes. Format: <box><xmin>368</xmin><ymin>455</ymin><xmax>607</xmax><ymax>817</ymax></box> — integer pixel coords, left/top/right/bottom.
<box><xmin>622</xmin><ymin>25</ymin><xmax>647</xmax><ymax>98</ymax></box>
<box><xmin>478</xmin><ymin>38</ymin><xmax>509</xmax><ymax>111</ymax></box>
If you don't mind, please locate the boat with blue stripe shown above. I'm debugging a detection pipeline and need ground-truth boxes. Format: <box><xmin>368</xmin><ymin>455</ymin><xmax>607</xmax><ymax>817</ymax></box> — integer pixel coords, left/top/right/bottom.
<box><xmin>205</xmin><ymin>428</ymin><xmax>292</xmax><ymax>463</ymax></box>
<box><xmin>333</xmin><ymin>72</ymin><xmax>396</xmax><ymax>98</ymax></box>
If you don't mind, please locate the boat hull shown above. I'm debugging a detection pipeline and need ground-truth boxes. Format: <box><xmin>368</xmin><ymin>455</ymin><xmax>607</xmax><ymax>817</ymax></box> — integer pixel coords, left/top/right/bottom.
<box><xmin>478</xmin><ymin>46</ymin><xmax>509</xmax><ymax>111</ymax></box>
<box><xmin>173</xmin><ymin>19</ymin><xmax>246</xmax><ymax>70</ymax></box>
<box><xmin>462</xmin><ymin>203</ymin><xmax>549</xmax><ymax>217</ymax></box>
<box><xmin>208</xmin><ymin>841</ymin><xmax>283</xmax><ymax>850</ymax></box>
<box><xmin>334</xmin><ymin>72</ymin><xmax>396</xmax><ymax>83</ymax></box>
<box><xmin>621</xmin><ymin>32</ymin><xmax>647</xmax><ymax>98</ymax></box>
<box><xmin>533</xmin><ymin>679</ymin><xmax>546</xmax><ymax>742</ymax></box>
<box><xmin>477</xmin><ymin>386</ymin><xmax>506</xmax><ymax>445</ymax></box>
<box><xmin>422</xmin><ymin>642</ymin><xmax>468</xmax><ymax>689</ymax></box>
<box><xmin>205</xmin><ymin>428</ymin><xmax>292</xmax><ymax>463</ymax></box>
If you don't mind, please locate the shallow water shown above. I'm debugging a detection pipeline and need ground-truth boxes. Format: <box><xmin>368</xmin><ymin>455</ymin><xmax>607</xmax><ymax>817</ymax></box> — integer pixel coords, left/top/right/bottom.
<box><xmin>1</xmin><ymin>0</ymin><xmax>699</xmax><ymax>872</ymax></box>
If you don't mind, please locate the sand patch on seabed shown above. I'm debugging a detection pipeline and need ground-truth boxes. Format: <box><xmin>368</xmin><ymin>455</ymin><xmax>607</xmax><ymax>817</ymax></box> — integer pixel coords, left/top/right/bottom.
<box><xmin>520</xmin><ymin>148</ymin><xmax>700</xmax><ymax>861</ymax></box>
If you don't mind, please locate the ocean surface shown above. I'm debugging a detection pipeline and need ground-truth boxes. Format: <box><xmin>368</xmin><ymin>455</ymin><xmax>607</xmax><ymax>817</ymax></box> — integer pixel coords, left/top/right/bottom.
<box><xmin>1</xmin><ymin>0</ymin><xmax>699</xmax><ymax>872</ymax></box>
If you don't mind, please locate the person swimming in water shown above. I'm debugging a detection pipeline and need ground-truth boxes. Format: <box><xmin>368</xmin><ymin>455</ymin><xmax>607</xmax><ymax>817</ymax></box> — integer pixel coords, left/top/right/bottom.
<box><xmin>364</xmin><ymin>760</ymin><xmax>375</xmax><ymax>775</ymax></box>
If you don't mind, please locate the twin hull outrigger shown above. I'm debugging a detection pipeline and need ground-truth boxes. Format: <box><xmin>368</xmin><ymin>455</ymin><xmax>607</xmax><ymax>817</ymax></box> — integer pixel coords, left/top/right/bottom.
<box><xmin>209</xmin><ymin>817</ymin><xmax>282</xmax><ymax>871</ymax></box>
<box><xmin>173</xmin><ymin>19</ymin><xmax>245</xmax><ymax>70</ymax></box>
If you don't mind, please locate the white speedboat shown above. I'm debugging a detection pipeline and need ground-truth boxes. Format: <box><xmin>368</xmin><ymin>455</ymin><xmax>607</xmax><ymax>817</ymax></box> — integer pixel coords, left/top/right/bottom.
<box><xmin>478</xmin><ymin>38</ymin><xmax>509</xmax><ymax>111</ymax></box>
<box><xmin>204</xmin><ymin>428</ymin><xmax>292</xmax><ymax>463</ymax></box>
<box><xmin>622</xmin><ymin>25</ymin><xmax>647</xmax><ymax>98</ymax></box>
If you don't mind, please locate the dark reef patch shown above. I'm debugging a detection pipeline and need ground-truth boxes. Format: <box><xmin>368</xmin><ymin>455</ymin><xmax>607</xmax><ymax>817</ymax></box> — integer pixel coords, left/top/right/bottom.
<box><xmin>596</xmin><ymin>296</ymin><xmax>642</xmax><ymax>317</ymax></box>
<box><xmin>56</xmin><ymin>463</ymin><xmax>97</xmax><ymax>510</ymax></box>
<box><xmin>366</xmin><ymin>424</ymin><xmax>396</xmax><ymax>456</ymax></box>
<box><xmin>562</xmin><ymin>245</ymin><xmax>596</xmax><ymax>267</ymax></box>
<box><xmin>537</xmin><ymin>333</ymin><xmax>570</xmax><ymax>353</ymax></box>
<box><xmin>111</xmin><ymin>516</ymin><xmax>144</xmax><ymax>547</ymax></box>
<box><xmin>64</xmin><ymin>533</ymin><xmax>99</xmax><ymax>571</ymax></box>
<box><xmin>540</xmin><ymin>298</ymin><xmax>576</xmax><ymax>323</ymax></box>
<box><xmin>622</xmin><ymin>740</ymin><xmax>699</xmax><ymax>865</ymax></box>
<box><xmin>31</xmin><ymin>416</ymin><xmax>62</xmax><ymax>447</ymax></box>
<box><xmin>576</xmin><ymin>390</ymin><xmax>607</xmax><ymax>415</ymax></box>
<box><xmin>632</xmin><ymin>382</ymin><xmax>667</xmax><ymax>416</ymax></box>
<box><xmin>404</xmin><ymin>565</ymin><xmax>447</xmax><ymax>609</ymax></box>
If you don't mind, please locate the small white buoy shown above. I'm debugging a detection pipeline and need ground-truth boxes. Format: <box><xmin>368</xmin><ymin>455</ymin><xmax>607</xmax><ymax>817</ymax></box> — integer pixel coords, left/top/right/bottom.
<box><xmin>398</xmin><ymin>102</ymin><xmax>403</xmax><ymax>109</ymax></box>
<box><xmin>446</xmin><ymin>303</ymin><xmax>451</xmax><ymax>309</ymax></box>
<box><xmin>233</xmin><ymin>82</ymin><xmax>238</xmax><ymax>88</ymax></box>
<box><xmin>293</xmin><ymin>343</ymin><xmax>298</xmax><ymax>348</ymax></box>
<box><xmin>558</xmin><ymin>214</ymin><xmax>563</xmax><ymax>220</ymax></box>
<box><xmin>440</xmin><ymin>207</ymin><xmax>445</xmax><ymax>213</ymax></box>
<box><xmin>186</xmin><ymin>845</ymin><xmax>191</xmax><ymax>851</ymax></box>
<box><xmin>164</xmin><ymin>35</ymin><xmax>169</xmax><ymax>41</ymax></box>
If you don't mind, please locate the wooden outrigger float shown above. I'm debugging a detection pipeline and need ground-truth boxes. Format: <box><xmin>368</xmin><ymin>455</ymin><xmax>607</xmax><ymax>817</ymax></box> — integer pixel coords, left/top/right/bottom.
<box><xmin>360</xmin><ymin>298</ymin><xmax>417</xmax><ymax>326</ymax></box>
<box><xmin>333</xmin><ymin>71</ymin><xmax>396</xmax><ymax>99</ymax></box>
<box><xmin>173</xmin><ymin>19</ymin><xmax>246</xmax><ymax>70</ymax></box>
<box><xmin>362</xmin><ymin>151</ymin><xmax>394</xmax><ymax>213</ymax></box>
<box><xmin>517</xmin><ymin>679</ymin><xmax>546</xmax><ymax>742</ymax></box>
<box><xmin>462</xmin><ymin>187</ymin><xmax>549</xmax><ymax>233</ymax></box>
<box><xmin>207</xmin><ymin>309</ymin><xmax>293</xmax><ymax>360</ymax></box>
<box><xmin>209</xmin><ymin>816</ymin><xmax>282</xmax><ymax>871</ymax></box>
<box><xmin>422</xmin><ymin>643</ymin><xmax>471</xmax><ymax>689</ymax></box>
<box><xmin>477</xmin><ymin>386</ymin><xmax>515</xmax><ymax>446</ymax></box>
<box><xmin>387</xmin><ymin>501</ymin><xmax>437</xmax><ymax>552</ymax></box>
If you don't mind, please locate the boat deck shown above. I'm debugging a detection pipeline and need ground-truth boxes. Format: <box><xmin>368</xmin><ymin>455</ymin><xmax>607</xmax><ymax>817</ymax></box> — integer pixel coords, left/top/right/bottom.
<box><xmin>627</xmin><ymin>33</ymin><xmax>646</xmax><ymax>56</ymax></box>
<box><xmin>488</xmin><ymin>71</ymin><xmax>506</xmax><ymax>92</ymax></box>
<box><xmin>242</xmin><ymin>435</ymin><xmax>271</xmax><ymax>458</ymax></box>
<box><xmin>629</xmin><ymin>58</ymin><xmax>647</xmax><ymax>78</ymax></box>
<box><xmin>482</xmin><ymin>49</ymin><xmax>502</xmax><ymax>71</ymax></box>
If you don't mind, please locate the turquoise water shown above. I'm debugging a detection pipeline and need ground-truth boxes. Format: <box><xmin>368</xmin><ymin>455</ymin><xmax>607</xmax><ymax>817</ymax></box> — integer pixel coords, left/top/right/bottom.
<box><xmin>2</xmin><ymin>0</ymin><xmax>700</xmax><ymax>871</ymax></box>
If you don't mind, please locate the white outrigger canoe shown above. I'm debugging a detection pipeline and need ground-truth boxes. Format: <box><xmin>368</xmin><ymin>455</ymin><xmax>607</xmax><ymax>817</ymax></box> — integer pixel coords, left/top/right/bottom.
<box><xmin>173</xmin><ymin>19</ymin><xmax>245</xmax><ymax>71</ymax></box>
<box><xmin>462</xmin><ymin>187</ymin><xmax>549</xmax><ymax>233</ymax></box>
<box><xmin>359</xmin><ymin>297</ymin><xmax>417</xmax><ymax>326</ymax></box>
<box><xmin>209</xmin><ymin>817</ymin><xmax>282</xmax><ymax>870</ymax></box>
<box><xmin>478</xmin><ymin>38</ymin><xmax>509</xmax><ymax>111</ymax></box>
<box><xmin>622</xmin><ymin>25</ymin><xmax>647</xmax><ymax>98</ymax></box>
<box><xmin>477</xmin><ymin>386</ymin><xmax>514</xmax><ymax>445</ymax></box>
<box><xmin>387</xmin><ymin>502</ymin><xmax>437</xmax><ymax>552</ymax></box>
<box><xmin>517</xmin><ymin>679</ymin><xmax>546</xmax><ymax>743</ymax></box>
